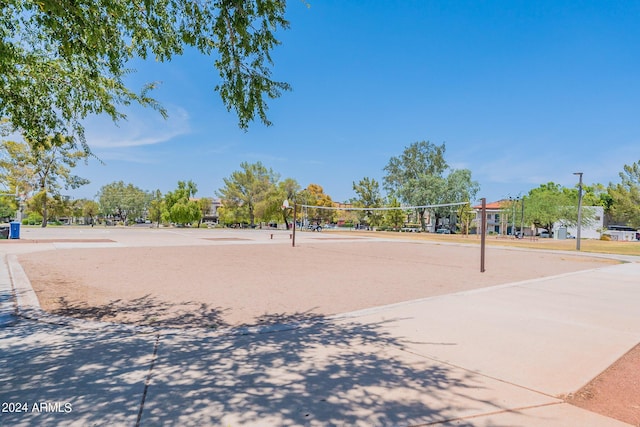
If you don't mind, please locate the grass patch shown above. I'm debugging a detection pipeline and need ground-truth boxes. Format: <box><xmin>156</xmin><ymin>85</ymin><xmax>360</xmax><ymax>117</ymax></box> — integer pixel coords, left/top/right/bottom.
<box><xmin>338</xmin><ymin>231</ymin><xmax>640</xmax><ymax>257</ymax></box>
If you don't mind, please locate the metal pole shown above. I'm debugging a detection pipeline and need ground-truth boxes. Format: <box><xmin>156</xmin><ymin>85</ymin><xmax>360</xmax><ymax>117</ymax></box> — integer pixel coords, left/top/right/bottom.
<box><xmin>480</xmin><ymin>198</ymin><xmax>486</xmax><ymax>273</ymax></box>
<box><xmin>574</xmin><ymin>172</ymin><xmax>583</xmax><ymax>251</ymax></box>
<box><xmin>520</xmin><ymin>197</ymin><xmax>525</xmax><ymax>238</ymax></box>
<box><xmin>292</xmin><ymin>201</ymin><xmax>297</xmax><ymax>247</ymax></box>
<box><xmin>511</xmin><ymin>198</ymin><xmax>515</xmax><ymax>236</ymax></box>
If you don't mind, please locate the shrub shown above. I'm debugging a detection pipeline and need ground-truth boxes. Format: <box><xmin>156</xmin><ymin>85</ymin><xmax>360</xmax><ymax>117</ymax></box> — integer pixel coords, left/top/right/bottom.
<box><xmin>24</xmin><ymin>213</ymin><xmax>43</xmax><ymax>225</ymax></box>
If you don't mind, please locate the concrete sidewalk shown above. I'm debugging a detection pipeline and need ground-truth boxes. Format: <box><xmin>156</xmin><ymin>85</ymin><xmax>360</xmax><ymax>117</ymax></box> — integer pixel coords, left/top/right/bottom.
<box><xmin>1</xmin><ymin>249</ymin><xmax>638</xmax><ymax>425</ymax></box>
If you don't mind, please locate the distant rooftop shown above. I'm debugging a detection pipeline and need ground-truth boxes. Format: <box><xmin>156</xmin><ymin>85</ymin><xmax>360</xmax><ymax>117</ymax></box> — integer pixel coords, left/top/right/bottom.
<box><xmin>472</xmin><ymin>200</ymin><xmax>506</xmax><ymax>210</ymax></box>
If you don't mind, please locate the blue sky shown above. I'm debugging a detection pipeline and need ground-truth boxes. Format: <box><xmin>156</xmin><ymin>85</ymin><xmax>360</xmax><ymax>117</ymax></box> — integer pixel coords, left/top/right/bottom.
<box><xmin>71</xmin><ymin>0</ymin><xmax>640</xmax><ymax>204</ymax></box>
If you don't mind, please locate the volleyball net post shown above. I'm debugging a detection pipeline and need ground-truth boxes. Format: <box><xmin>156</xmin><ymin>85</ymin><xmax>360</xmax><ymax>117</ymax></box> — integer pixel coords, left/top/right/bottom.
<box><xmin>480</xmin><ymin>198</ymin><xmax>486</xmax><ymax>273</ymax></box>
<box><xmin>290</xmin><ymin>199</ymin><xmax>488</xmax><ymax>271</ymax></box>
<box><xmin>292</xmin><ymin>200</ymin><xmax>297</xmax><ymax>247</ymax></box>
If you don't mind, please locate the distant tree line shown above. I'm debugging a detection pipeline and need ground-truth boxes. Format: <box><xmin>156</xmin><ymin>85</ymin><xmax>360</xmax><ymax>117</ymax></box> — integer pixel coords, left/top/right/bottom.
<box><xmin>1</xmin><ymin>136</ymin><xmax>639</xmax><ymax>232</ymax></box>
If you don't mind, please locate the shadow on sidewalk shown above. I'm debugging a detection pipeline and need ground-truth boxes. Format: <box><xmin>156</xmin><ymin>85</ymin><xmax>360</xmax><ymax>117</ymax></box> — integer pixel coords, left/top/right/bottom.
<box><xmin>0</xmin><ymin>320</ymin><xmax>155</xmax><ymax>426</ymax></box>
<box><xmin>142</xmin><ymin>315</ymin><xmax>517</xmax><ymax>426</ymax></box>
<box><xmin>1</xmin><ymin>313</ymin><xmax>520</xmax><ymax>426</ymax></box>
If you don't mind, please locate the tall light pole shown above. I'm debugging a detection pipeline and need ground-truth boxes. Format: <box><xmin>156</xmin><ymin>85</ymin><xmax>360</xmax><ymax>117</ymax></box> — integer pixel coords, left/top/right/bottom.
<box><xmin>507</xmin><ymin>196</ymin><xmax>517</xmax><ymax>236</ymax></box>
<box><xmin>480</xmin><ymin>198</ymin><xmax>486</xmax><ymax>273</ymax></box>
<box><xmin>573</xmin><ymin>172</ymin><xmax>583</xmax><ymax>251</ymax></box>
<box><xmin>510</xmin><ymin>197</ymin><xmax>516</xmax><ymax>236</ymax></box>
<box><xmin>520</xmin><ymin>197</ymin><xmax>525</xmax><ymax>238</ymax></box>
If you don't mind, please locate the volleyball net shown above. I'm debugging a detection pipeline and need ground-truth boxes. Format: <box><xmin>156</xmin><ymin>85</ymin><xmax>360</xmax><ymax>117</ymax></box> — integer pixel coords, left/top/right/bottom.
<box><xmin>293</xmin><ymin>201</ymin><xmax>471</xmax><ymax>231</ymax></box>
<box><xmin>296</xmin><ymin>202</ymin><xmax>469</xmax><ymax>212</ymax></box>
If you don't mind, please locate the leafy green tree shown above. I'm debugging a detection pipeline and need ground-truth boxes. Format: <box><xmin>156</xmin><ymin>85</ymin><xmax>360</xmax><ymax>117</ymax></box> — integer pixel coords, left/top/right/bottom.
<box><xmin>298</xmin><ymin>183</ymin><xmax>334</xmax><ymax>224</ymax></box>
<box><xmin>97</xmin><ymin>181</ymin><xmax>148</xmax><ymax>224</ymax></box>
<box><xmin>278</xmin><ymin>178</ymin><xmax>301</xmax><ymax>229</ymax></box>
<box><xmin>168</xmin><ymin>200</ymin><xmax>201</xmax><ymax>226</ymax></box>
<box><xmin>69</xmin><ymin>198</ymin><xmax>94</xmax><ymax>224</ymax></box>
<box><xmin>218</xmin><ymin>162</ymin><xmax>278</xmax><ymax>227</ymax></box>
<box><xmin>217</xmin><ymin>204</ymin><xmax>249</xmax><ymax>227</ymax></box>
<box><xmin>456</xmin><ymin>202</ymin><xmax>476</xmax><ymax>235</ymax></box>
<box><xmin>196</xmin><ymin>197</ymin><xmax>214</xmax><ymax>228</ymax></box>
<box><xmin>0</xmin><ymin>144</ymin><xmax>34</xmax><ymax>198</ymax></box>
<box><xmin>383</xmin><ymin>141</ymin><xmax>478</xmax><ymax>231</ymax></box>
<box><xmin>26</xmin><ymin>192</ymin><xmax>71</xmax><ymax>223</ymax></box>
<box><xmin>579</xmin><ymin>183</ymin><xmax>611</xmax><ymax>207</ymax></box>
<box><xmin>524</xmin><ymin>183</ymin><xmax>568</xmax><ymax>235</ymax></box>
<box><xmin>0</xmin><ymin>137</ymin><xmax>89</xmax><ymax>227</ymax></box>
<box><xmin>48</xmin><ymin>194</ymin><xmax>73</xmax><ymax>222</ymax></box>
<box><xmin>607</xmin><ymin>161</ymin><xmax>640</xmax><ymax>228</ymax></box>
<box><xmin>0</xmin><ymin>196</ymin><xmax>15</xmax><ymax>220</ymax></box>
<box><xmin>69</xmin><ymin>199</ymin><xmax>82</xmax><ymax>224</ymax></box>
<box><xmin>258</xmin><ymin>177</ymin><xmax>300</xmax><ymax>229</ymax></box>
<box><xmin>81</xmin><ymin>200</ymin><xmax>100</xmax><ymax>226</ymax></box>
<box><xmin>163</xmin><ymin>180</ymin><xmax>201</xmax><ymax>226</ymax></box>
<box><xmin>383</xmin><ymin>196</ymin><xmax>405</xmax><ymax>230</ymax></box>
<box><xmin>383</xmin><ymin>141</ymin><xmax>446</xmax><ymax>230</ymax></box>
<box><xmin>1</xmin><ymin>0</ymin><xmax>291</xmax><ymax>150</ymax></box>
<box><xmin>432</xmin><ymin>168</ymin><xmax>479</xmax><ymax>231</ymax></box>
<box><xmin>147</xmin><ymin>190</ymin><xmax>165</xmax><ymax>228</ymax></box>
<box><xmin>523</xmin><ymin>182</ymin><xmax>595</xmax><ymax>235</ymax></box>
<box><xmin>25</xmin><ymin>191</ymin><xmax>46</xmax><ymax>219</ymax></box>
<box><xmin>351</xmin><ymin>177</ymin><xmax>384</xmax><ymax>228</ymax></box>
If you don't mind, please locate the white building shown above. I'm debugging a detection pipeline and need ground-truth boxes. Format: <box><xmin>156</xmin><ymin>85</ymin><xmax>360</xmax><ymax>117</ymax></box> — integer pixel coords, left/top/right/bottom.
<box><xmin>603</xmin><ymin>225</ymin><xmax>639</xmax><ymax>242</ymax></box>
<box><xmin>555</xmin><ymin>206</ymin><xmax>604</xmax><ymax>240</ymax></box>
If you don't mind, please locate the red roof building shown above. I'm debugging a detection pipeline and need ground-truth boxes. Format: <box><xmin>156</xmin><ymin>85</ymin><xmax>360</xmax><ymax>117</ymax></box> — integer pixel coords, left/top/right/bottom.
<box><xmin>472</xmin><ymin>200</ymin><xmax>518</xmax><ymax>235</ymax></box>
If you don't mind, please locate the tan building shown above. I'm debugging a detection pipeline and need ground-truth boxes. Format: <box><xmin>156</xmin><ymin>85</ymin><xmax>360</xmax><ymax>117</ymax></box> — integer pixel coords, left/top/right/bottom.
<box><xmin>472</xmin><ymin>200</ymin><xmax>517</xmax><ymax>235</ymax></box>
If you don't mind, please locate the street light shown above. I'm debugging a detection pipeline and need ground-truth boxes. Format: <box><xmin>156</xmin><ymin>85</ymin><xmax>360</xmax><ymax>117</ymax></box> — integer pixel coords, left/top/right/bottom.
<box><xmin>520</xmin><ymin>197</ymin><xmax>525</xmax><ymax>238</ymax></box>
<box><xmin>573</xmin><ymin>172</ymin><xmax>583</xmax><ymax>251</ymax></box>
<box><xmin>514</xmin><ymin>197</ymin><xmax>519</xmax><ymax>236</ymax></box>
<box><xmin>508</xmin><ymin>196</ymin><xmax>519</xmax><ymax>236</ymax></box>
<box><xmin>509</xmin><ymin>197</ymin><xmax>514</xmax><ymax>236</ymax></box>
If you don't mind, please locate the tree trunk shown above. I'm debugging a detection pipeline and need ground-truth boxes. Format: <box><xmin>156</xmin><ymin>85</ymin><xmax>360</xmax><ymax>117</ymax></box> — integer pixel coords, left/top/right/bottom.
<box><xmin>433</xmin><ymin>212</ymin><xmax>441</xmax><ymax>232</ymax></box>
<box><xmin>418</xmin><ymin>209</ymin><xmax>425</xmax><ymax>231</ymax></box>
<box><xmin>41</xmin><ymin>190</ymin><xmax>48</xmax><ymax>228</ymax></box>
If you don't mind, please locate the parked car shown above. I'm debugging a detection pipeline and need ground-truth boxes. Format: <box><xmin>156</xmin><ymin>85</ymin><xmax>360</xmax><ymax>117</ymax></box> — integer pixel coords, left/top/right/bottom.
<box><xmin>307</xmin><ymin>223</ymin><xmax>322</xmax><ymax>232</ymax></box>
<box><xmin>436</xmin><ymin>228</ymin><xmax>451</xmax><ymax>234</ymax></box>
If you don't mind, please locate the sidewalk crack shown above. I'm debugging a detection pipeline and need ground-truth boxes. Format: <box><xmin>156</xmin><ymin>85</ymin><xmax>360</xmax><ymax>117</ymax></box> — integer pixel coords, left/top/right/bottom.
<box><xmin>136</xmin><ymin>334</ymin><xmax>160</xmax><ymax>427</ymax></box>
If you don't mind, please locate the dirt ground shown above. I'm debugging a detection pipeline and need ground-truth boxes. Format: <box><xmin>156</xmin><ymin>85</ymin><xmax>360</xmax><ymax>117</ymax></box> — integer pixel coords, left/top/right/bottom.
<box><xmin>18</xmin><ymin>240</ymin><xmax>617</xmax><ymax>327</ymax></box>
<box><xmin>17</xmin><ymin>239</ymin><xmax>638</xmax><ymax>425</ymax></box>
<box><xmin>566</xmin><ymin>342</ymin><xmax>640</xmax><ymax>426</ymax></box>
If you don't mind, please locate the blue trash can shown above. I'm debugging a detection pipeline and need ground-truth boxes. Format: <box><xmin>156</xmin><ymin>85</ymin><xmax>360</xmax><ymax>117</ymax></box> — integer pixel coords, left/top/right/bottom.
<box><xmin>9</xmin><ymin>221</ymin><xmax>20</xmax><ymax>239</ymax></box>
